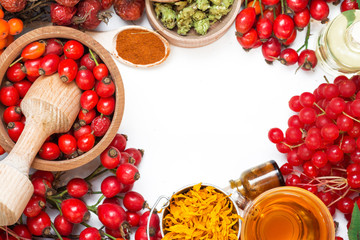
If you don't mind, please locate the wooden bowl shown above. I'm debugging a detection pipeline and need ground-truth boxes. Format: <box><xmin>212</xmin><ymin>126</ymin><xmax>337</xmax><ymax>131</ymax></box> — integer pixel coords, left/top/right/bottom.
<box><xmin>0</xmin><ymin>26</ymin><xmax>125</xmax><ymax>171</ymax></box>
<box><xmin>111</xmin><ymin>26</ymin><xmax>170</xmax><ymax>68</ymax></box>
<box><xmin>145</xmin><ymin>0</ymin><xmax>242</xmax><ymax>48</ymax></box>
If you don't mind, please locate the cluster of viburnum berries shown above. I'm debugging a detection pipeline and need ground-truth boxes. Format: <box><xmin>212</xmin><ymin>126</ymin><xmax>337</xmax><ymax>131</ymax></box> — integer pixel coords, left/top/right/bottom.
<box><xmin>268</xmin><ymin>74</ymin><xmax>360</xmax><ymax>239</ymax></box>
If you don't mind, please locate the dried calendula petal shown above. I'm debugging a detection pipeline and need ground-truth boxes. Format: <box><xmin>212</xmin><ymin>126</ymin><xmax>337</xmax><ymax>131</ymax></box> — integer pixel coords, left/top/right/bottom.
<box><xmin>163</xmin><ymin>184</ymin><xmax>242</xmax><ymax>240</ymax></box>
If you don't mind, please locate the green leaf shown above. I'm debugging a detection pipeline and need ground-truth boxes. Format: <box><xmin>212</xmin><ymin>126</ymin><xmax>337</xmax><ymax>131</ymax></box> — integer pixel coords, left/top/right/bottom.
<box><xmin>342</xmin><ymin>10</ymin><xmax>356</xmax><ymax>28</ymax></box>
<box><xmin>348</xmin><ymin>202</ymin><xmax>360</xmax><ymax>240</ymax></box>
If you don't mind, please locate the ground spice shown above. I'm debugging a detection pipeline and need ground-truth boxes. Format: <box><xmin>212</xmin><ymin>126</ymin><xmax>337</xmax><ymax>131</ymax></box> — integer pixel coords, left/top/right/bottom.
<box><xmin>115</xmin><ymin>28</ymin><xmax>166</xmax><ymax>65</ymax></box>
<box><xmin>163</xmin><ymin>183</ymin><xmax>241</xmax><ymax>240</ymax></box>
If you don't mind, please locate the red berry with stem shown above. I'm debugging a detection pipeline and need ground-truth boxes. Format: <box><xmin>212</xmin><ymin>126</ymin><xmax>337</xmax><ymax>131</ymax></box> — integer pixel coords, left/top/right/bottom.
<box><xmin>116</xmin><ymin>163</ymin><xmax>140</xmax><ymax>185</ymax></box>
<box><xmin>299</xmin><ymin>107</ymin><xmax>317</xmax><ymax>124</ymax></box>
<box><xmin>280</xmin><ymin>163</ymin><xmax>293</xmax><ymax>175</ymax></box>
<box><xmin>97</xmin><ymin>203</ymin><xmax>129</xmax><ymax>233</ymax></box>
<box><xmin>348</xmin><ymin>173</ymin><xmax>360</xmax><ymax>188</ymax></box>
<box><xmin>3</xmin><ymin>106</ymin><xmax>22</xmax><ymax>124</ymax></box>
<box><xmin>347</xmin><ymin>163</ymin><xmax>360</xmax><ymax>175</ymax></box>
<box><xmin>74</xmin><ymin>124</ymin><xmax>92</xmax><ymax>139</ymax></box>
<box><xmin>309</xmin><ymin>0</ymin><xmax>329</xmax><ymax>23</ymax></box>
<box><xmin>13</xmin><ymin>225</ymin><xmax>32</xmax><ymax>239</ymax></box>
<box><xmin>339</xmin><ymin>79</ymin><xmax>356</xmax><ymax>98</ymax></box>
<box><xmin>311</xmin><ymin>151</ymin><xmax>328</xmax><ymax>168</ymax></box>
<box><xmin>337</xmin><ymin>114</ymin><xmax>354</xmax><ymax>132</ymax></box>
<box><xmin>79</xmin><ymin>227</ymin><xmax>101</xmax><ymax>240</ymax></box>
<box><xmin>294</xmin><ymin>8</ymin><xmax>310</xmax><ymax>30</ymax></box>
<box><xmin>39</xmin><ymin>142</ymin><xmax>61</xmax><ymax>160</ymax></box>
<box><xmin>298</xmin><ymin>49</ymin><xmax>317</xmax><ymax>71</ymax></box>
<box><xmin>120</xmin><ymin>152</ymin><xmax>136</xmax><ymax>165</ymax></box>
<box><xmin>139</xmin><ymin>211</ymin><xmax>160</xmax><ymax>230</ymax></box>
<box><xmin>7</xmin><ymin>121</ymin><xmax>24</xmax><ymax>142</ymax></box>
<box><xmin>80</xmin><ymin>90</ymin><xmax>99</xmax><ymax>112</ymax></box>
<box><xmin>285</xmin><ymin>127</ymin><xmax>302</xmax><ymax>144</ymax></box>
<box><xmin>262</xmin><ymin>8</ymin><xmax>276</xmax><ymax>23</ymax></box>
<box><xmin>6</xmin><ymin>63</ymin><xmax>26</xmax><ymax>82</ymax></box>
<box><xmin>79</xmin><ymin>108</ymin><xmax>97</xmax><ymax>125</ymax></box>
<box><xmin>61</xmin><ymin>198</ymin><xmax>90</xmax><ymax>224</ymax></box>
<box><xmin>123</xmin><ymin>191</ymin><xmax>147</xmax><ymax>212</ymax></box>
<box><xmin>125</xmin><ymin>148</ymin><xmax>144</xmax><ymax>166</ymax></box>
<box><xmin>321</xmin><ymin>123</ymin><xmax>339</xmax><ymax>141</ymax></box>
<box><xmin>101</xmin><ymin>176</ymin><xmax>123</xmax><ymax>198</ymax></box>
<box><xmin>23</xmin><ymin>58</ymin><xmax>42</xmax><ymax>78</ymax></box>
<box><xmin>279</xmin><ymin>48</ymin><xmax>298</xmax><ymax>65</ymax></box>
<box><xmin>110</xmin><ymin>133</ymin><xmax>128</xmax><ymax>152</ymax></box>
<box><xmin>27</xmin><ymin>211</ymin><xmax>51</xmax><ymax>236</ymax></box>
<box><xmin>95</xmin><ymin>77</ymin><xmax>116</xmax><ymax>98</ymax></box>
<box><xmin>91</xmin><ymin>115</ymin><xmax>111</xmax><ymax>137</ymax></box>
<box><xmin>14</xmin><ymin>79</ymin><xmax>32</xmax><ymax>98</ymax></box>
<box><xmin>97</xmin><ymin>96</ymin><xmax>115</xmax><ymax>115</ymax></box>
<box><xmin>58</xmin><ymin>58</ymin><xmax>78</xmax><ymax>83</ymax></box>
<box><xmin>273</xmin><ymin>14</ymin><xmax>295</xmax><ymax>40</ymax></box>
<box><xmin>39</xmin><ymin>54</ymin><xmax>60</xmax><ymax>75</ymax></box>
<box><xmin>256</xmin><ymin>18</ymin><xmax>273</xmax><ymax>42</ymax></box>
<box><xmin>127</xmin><ymin>211</ymin><xmax>141</xmax><ymax>227</ymax></box>
<box><xmin>54</xmin><ymin>214</ymin><xmax>74</xmax><ymax>236</ymax></box>
<box><xmin>77</xmin><ymin>132</ymin><xmax>95</xmax><ymax>152</ymax></box>
<box><xmin>76</xmin><ymin>67</ymin><xmax>96</xmax><ymax>90</ymax></box>
<box><xmin>285</xmin><ymin>174</ymin><xmax>301</xmax><ymax>186</ymax></box>
<box><xmin>31</xmin><ymin>170</ymin><xmax>54</xmax><ymax>183</ymax></box>
<box><xmin>0</xmin><ymin>82</ymin><xmax>19</xmax><ymax>106</ymax></box>
<box><xmin>235</xmin><ymin>7</ymin><xmax>256</xmax><ymax>35</ymax></box>
<box><xmin>317</xmin><ymin>191</ymin><xmax>332</xmax><ymax>205</ymax></box>
<box><xmin>135</xmin><ymin>226</ymin><xmax>156</xmax><ymax>240</ymax></box>
<box><xmin>326</xmin><ymin>145</ymin><xmax>344</xmax><ymax>163</ymax></box>
<box><xmin>268</xmin><ymin>128</ymin><xmax>284</xmax><ymax>143</ymax></box>
<box><xmin>276</xmin><ymin>141</ymin><xmax>292</xmax><ymax>153</ymax></box>
<box><xmin>67</xmin><ymin>178</ymin><xmax>89</xmax><ymax>198</ymax></box>
<box><xmin>236</xmin><ymin>28</ymin><xmax>259</xmax><ymax>50</ymax></box>
<box><xmin>303</xmin><ymin>161</ymin><xmax>319</xmax><ymax>177</ymax></box>
<box><xmin>80</xmin><ymin>52</ymin><xmax>100</xmax><ymax>71</ymax></box>
<box><xmin>286</xmin><ymin>0</ymin><xmax>309</xmax><ymax>12</ymax></box>
<box><xmin>100</xmin><ymin>146</ymin><xmax>121</xmax><ymax>169</ymax></box>
<box><xmin>262</xmin><ymin>37</ymin><xmax>282</xmax><ymax>63</ymax></box>
<box><xmin>58</xmin><ymin>134</ymin><xmax>77</xmax><ymax>155</ymax></box>
<box><xmin>64</xmin><ymin>40</ymin><xmax>84</xmax><ymax>60</ymax></box>
<box><xmin>93</xmin><ymin>63</ymin><xmax>109</xmax><ymax>81</ymax></box>
<box><xmin>45</xmin><ymin>38</ymin><xmax>63</xmax><ymax>56</ymax></box>
<box><xmin>341</xmin><ymin>0</ymin><xmax>359</xmax><ymax>12</ymax></box>
<box><xmin>299</xmin><ymin>92</ymin><xmax>315</xmax><ymax>107</ymax></box>
<box><xmin>336</xmin><ymin>197</ymin><xmax>354</xmax><ymax>214</ymax></box>
<box><xmin>32</xmin><ymin>177</ymin><xmax>52</xmax><ymax>197</ymax></box>
<box><xmin>289</xmin><ymin>95</ymin><xmax>303</xmax><ymax>112</ymax></box>
<box><xmin>340</xmin><ymin>136</ymin><xmax>356</xmax><ymax>153</ymax></box>
<box><xmin>23</xmin><ymin>195</ymin><xmax>46</xmax><ymax>218</ymax></box>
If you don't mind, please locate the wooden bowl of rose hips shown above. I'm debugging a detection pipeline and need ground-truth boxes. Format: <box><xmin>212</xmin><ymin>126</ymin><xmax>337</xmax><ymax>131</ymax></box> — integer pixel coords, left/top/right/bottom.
<box><xmin>0</xmin><ymin>26</ymin><xmax>125</xmax><ymax>171</ymax></box>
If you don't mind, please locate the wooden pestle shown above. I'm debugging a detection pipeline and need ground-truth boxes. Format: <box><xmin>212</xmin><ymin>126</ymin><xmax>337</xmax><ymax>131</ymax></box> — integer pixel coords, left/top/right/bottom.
<box><xmin>0</xmin><ymin>73</ymin><xmax>81</xmax><ymax>226</ymax></box>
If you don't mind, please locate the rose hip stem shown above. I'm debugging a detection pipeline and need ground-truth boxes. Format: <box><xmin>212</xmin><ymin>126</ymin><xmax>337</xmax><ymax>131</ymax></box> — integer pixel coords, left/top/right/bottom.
<box><xmin>297</xmin><ymin>24</ymin><xmax>311</xmax><ymax>52</ymax></box>
<box><xmin>87</xmin><ymin>194</ymin><xmax>105</xmax><ymax>213</ymax></box>
<box><xmin>51</xmin><ymin>222</ymin><xmax>64</xmax><ymax>240</ymax></box>
<box><xmin>89</xmin><ymin>48</ymin><xmax>99</xmax><ymax>66</ymax></box>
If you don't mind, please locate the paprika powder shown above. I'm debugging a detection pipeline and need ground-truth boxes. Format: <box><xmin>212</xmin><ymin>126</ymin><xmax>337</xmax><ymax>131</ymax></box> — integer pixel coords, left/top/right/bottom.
<box><xmin>115</xmin><ymin>28</ymin><xmax>166</xmax><ymax>65</ymax></box>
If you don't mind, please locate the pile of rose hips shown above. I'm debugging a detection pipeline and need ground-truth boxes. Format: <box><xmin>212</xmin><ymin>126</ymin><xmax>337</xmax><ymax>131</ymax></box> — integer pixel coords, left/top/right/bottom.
<box><xmin>0</xmin><ymin>38</ymin><xmax>115</xmax><ymax>160</ymax></box>
<box><xmin>268</xmin><ymin>74</ymin><xmax>360</xmax><ymax>239</ymax></box>
<box><xmin>235</xmin><ymin>0</ymin><xmax>359</xmax><ymax>71</ymax></box>
<box><xmin>0</xmin><ymin>133</ymin><xmax>161</xmax><ymax>240</ymax></box>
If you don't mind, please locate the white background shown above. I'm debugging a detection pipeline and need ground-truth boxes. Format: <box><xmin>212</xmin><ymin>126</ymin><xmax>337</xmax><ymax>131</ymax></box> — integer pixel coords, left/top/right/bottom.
<box><xmin>1</xmin><ymin>5</ymin><xmax>351</xmax><ymax>240</ymax></box>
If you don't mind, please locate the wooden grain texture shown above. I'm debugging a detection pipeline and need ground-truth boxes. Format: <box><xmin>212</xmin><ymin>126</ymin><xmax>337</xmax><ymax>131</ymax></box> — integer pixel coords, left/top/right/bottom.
<box><xmin>0</xmin><ymin>164</ymin><xmax>34</xmax><ymax>226</ymax></box>
<box><xmin>145</xmin><ymin>0</ymin><xmax>242</xmax><ymax>48</ymax></box>
<box><xmin>0</xmin><ymin>26</ymin><xmax>125</xmax><ymax>171</ymax></box>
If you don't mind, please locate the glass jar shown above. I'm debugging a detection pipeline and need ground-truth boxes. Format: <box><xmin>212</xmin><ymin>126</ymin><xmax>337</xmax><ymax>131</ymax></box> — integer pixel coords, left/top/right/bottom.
<box><xmin>316</xmin><ymin>10</ymin><xmax>360</xmax><ymax>76</ymax></box>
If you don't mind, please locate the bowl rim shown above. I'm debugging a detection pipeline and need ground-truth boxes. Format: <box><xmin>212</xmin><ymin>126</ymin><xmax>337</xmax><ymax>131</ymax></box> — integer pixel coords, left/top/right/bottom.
<box><xmin>145</xmin><ymin>0</ymin><xmax>243</xmax><ymax>48</ymax></box>
<box><xmin>0</xmin><ymin>26</ymin><xmax>125</xmax><ymax>171</ymax></box>
<box><xmin>110</xmin><ymin>25</ymin><xmax>171</xmax><ymax>68</ymax></box>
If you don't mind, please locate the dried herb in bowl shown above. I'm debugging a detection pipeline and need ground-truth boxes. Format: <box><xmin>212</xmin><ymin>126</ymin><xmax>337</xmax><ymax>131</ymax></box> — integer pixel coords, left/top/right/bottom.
<box><xmin>154</xmin><ymin>0</ymin><xmax>234</xmax><ymax>36</ymax></box>
<box><xmin>162</xmin><ymin>183</ymin><xmax>241</xmax><ymax>239</ymax></box>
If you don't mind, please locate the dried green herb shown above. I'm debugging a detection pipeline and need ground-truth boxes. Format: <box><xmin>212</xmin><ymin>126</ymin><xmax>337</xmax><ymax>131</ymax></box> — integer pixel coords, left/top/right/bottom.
<box><xmin>348</xmin><ymin>202</ymin><xmax>360</xmax><ymax>240</ymax></box>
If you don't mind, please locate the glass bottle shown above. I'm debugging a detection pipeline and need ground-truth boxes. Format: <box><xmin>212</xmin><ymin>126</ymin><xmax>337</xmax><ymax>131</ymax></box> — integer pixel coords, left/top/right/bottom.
<box><xmin>224</xmin><ymin>160</ymin><xmax>285</xmax><ymax>209</ymax></box>
<box><xmin>316</xmin><ymin>10</ymin><xmax>360</xmax><ymax>76</ymax></box>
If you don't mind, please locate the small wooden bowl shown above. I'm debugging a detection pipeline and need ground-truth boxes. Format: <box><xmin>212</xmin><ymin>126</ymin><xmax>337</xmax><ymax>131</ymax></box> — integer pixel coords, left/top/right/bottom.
<box><xmin>0</xmin><ymin>26</ymin><xmax>125</xmax><ymax>171</ymax></box>
<box><xmin>145</xmin><ymin>0</ymin><xmax>242</xmax><ymax>48</ymax></box>
<box><xmin>111</xmin><ymin>26</ymin><xmax>170</xmax><ymax>68</ymax></box>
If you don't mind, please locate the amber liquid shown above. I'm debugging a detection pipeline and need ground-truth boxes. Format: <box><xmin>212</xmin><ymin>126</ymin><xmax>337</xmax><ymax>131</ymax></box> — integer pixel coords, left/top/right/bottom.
<box><xmin>241</xmin><ymin>188</ymin><xmax>333</xmax><ymax>240</ymax></box>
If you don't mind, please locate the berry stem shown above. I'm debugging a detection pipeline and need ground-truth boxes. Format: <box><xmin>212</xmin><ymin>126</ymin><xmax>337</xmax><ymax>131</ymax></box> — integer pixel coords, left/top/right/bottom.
<box><xmin>280</xmin><ymin>0</ymin><xmax>285</xmax><ymax>14</ymax></box>
<box><xmin>87</xmin><ymin>194</ymin><xmax>105</xmax><ymax>213</ymax></box>
<box><xmin>305</xmin><ymin>23</ymin><xmax>311</xmax><ymax>50</ymax></box>
<box><xmin>103</xmin><ymin>231</ymin><xmax>117</xmax><ymax>240</ymax></box>
<box><xmin>51</xmin><ymin>222</ymin><xmax>63</xmax><ymax>240</ymax></box>
<box><xmin>342</xmin><ymin>112</ymin><xmax>360</xmax><ymax>123</ymax></box>
<box><xmin>84</xmin><ymin>165</ymin><xmax>106</xmax><ymax>182</ymax></box>
<box><xmin>252</xmin><ymin>0</ymin><xmax>257</xmax><ymax>7</ymax></box>
<box><xmin>313</xmin><ymin>102</ymin><xmax>326</xmax><ymax>114</ymax></box>
<box><xmin>259</xmin><ymin>0</ymin><xmax>264</xmax><ymax>17</ymax></box>
<box><xmin>323</xmin><ymin>75</ymin><xmax>330</xmax><ymax>83</ymax></box>
<box><xmin>88</xmin><ymin>49</ymin><xmax>99</xmax><ymax>66</ymax></box>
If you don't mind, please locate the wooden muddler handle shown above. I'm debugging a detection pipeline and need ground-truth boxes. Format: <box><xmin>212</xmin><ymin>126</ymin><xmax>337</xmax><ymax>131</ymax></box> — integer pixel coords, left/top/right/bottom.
<box><xmin>0</xmin><ymin>74</ymin><xmax>81</xmax><ymax>226</ymax></box>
